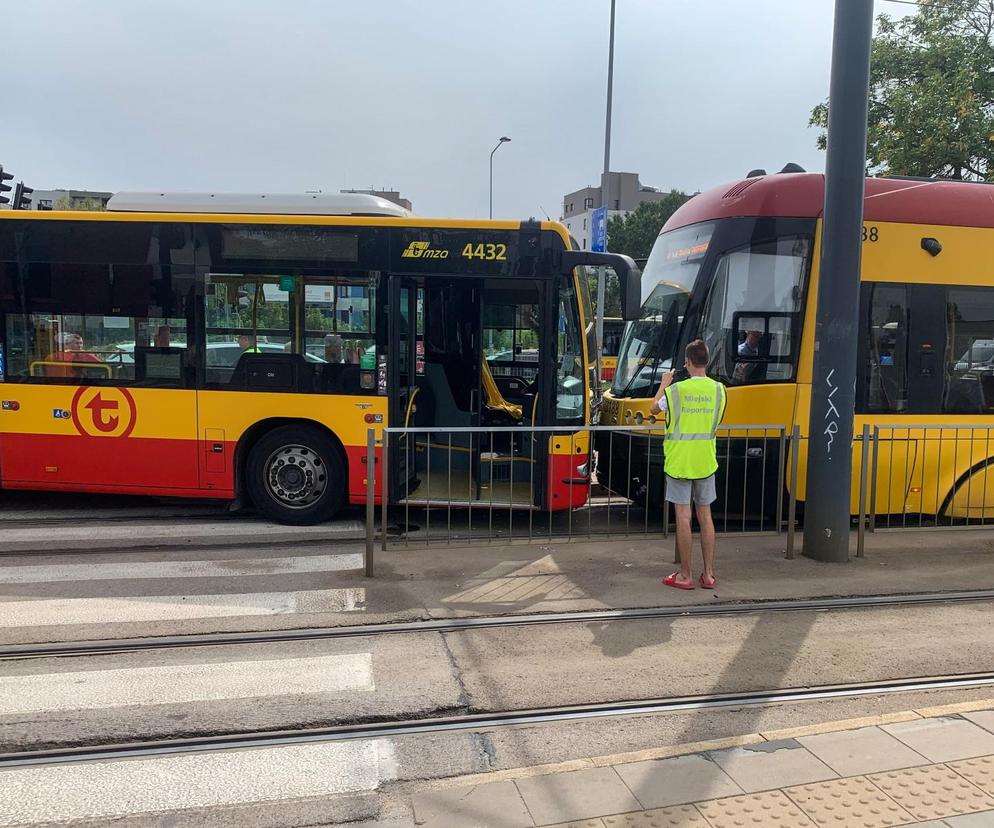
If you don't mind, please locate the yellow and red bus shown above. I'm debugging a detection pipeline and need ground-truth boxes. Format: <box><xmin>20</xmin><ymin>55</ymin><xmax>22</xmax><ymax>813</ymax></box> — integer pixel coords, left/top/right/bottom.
<box><xmin>599</xmin><ymin>172</ymin><xmax>994</xmax><ymax>521</ymax></box>
<box><xmin>0</xmin><ymin>193</ymin><xmax>638</xmax><ymax>523</ymax></box>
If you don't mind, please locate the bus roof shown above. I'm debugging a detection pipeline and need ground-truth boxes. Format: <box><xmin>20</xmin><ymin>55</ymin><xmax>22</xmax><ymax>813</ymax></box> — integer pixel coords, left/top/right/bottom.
<box><xmin>662</xmin><ymin>173</ymin><xmax>994</xmax><ymax>233</ymax></box>
<box><xmin>106</xmin><ymin>191</ymin><xmax>414</xmax><ymax>217</ymax></box>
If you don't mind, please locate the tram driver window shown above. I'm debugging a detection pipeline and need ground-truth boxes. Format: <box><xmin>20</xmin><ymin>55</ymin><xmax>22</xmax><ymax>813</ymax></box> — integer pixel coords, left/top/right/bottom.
<box><xmin>700</xmin><ymin>236</ymin><xmax>808</xmax><ymax>385</ymax></box>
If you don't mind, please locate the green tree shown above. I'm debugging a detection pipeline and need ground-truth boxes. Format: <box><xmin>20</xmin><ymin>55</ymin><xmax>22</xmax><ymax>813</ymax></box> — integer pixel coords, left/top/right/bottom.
<box><xmin>810</xmin><ymin>1</ymin><xmax>994</xmax><ymax>180</ymax></box>
<box><xmin>589</xmin><ymin>193</ymin><xmax>691</xmax><ymax>317</ymax></box>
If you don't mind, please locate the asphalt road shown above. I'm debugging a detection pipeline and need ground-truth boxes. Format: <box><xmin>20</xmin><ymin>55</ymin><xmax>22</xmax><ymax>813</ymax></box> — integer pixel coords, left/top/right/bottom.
<box><xmin>3</xmin><ymin>503</ymin><xmax>994</xmax><ymax>826</ymax></box>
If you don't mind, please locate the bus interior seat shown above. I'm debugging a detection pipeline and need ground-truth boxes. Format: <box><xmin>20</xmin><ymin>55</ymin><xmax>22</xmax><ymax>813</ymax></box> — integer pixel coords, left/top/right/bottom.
<box><xmin>230</xmin><ymin>353</ymin><xmax>314</xmax><ymax>392</ymax></box>
<box><xmin>481</xmin><ymin>356</ymin><xmax>523</xmax><ymax>421</ymax></box>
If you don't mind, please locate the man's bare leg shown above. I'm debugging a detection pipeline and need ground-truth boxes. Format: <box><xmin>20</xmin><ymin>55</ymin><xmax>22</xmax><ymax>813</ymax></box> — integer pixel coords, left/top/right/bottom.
<box><xmin>673</xmin><ymin>503</ymin><xmax>694</xmax><ymax>585</ymax></box>
<box><xmin>696</xmin><ymin>502</ymin><xmax>716</xmax><ymax>581</ymax></box>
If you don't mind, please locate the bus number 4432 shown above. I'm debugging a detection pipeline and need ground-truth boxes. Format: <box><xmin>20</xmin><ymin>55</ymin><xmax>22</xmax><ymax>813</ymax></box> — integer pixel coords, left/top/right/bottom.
<box><xmin>462</xmin><ymin>243</ymin><xmax>507</xmax><ymax>261</ymax></box>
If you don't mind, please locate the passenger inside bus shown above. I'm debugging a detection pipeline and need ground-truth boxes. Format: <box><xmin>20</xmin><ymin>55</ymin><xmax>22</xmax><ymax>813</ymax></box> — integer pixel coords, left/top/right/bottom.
<box><xmin>45</xmin><ymin>332</ymin><xmax>104</xmax><ymax>379</ymax></box>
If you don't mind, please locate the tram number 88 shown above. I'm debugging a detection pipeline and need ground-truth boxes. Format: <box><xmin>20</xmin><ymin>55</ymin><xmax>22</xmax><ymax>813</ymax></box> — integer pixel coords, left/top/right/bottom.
<box><xmin>862</xmin><ymin>225</ymin><xmax>879</xmax><ymax>242</ymax></box>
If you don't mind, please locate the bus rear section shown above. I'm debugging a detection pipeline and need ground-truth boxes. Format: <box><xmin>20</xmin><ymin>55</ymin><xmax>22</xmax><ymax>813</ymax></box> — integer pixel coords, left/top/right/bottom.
<box><xmin>597</xmin><ymin>171</ymin><xmax>994</xmax><ymax>526</ymax></box>
<box><xmin>0</xmin><ymin>202</ymin><xmax>637</xmax><ymax>523</ymax></box>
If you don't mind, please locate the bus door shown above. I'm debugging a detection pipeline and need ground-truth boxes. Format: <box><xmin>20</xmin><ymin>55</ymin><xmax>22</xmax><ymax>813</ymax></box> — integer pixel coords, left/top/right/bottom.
<box><xmin>479</xmin><ymin>279</ymin><xmax>548</xmax><ymax>507</ymax></box>
<box><xmin>387</xmin><ymin>275</ymin><xmax>420</xmax><ymax>501</ymax></box>
<box><xmin>404</xmin><ymin>279</ymin><xmax>483</xmax><ymax>501</ymax></box>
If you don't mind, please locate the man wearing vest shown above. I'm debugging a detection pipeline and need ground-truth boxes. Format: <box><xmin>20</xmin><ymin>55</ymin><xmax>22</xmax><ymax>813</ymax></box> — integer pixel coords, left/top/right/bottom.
<box><xmin>649</xmin><ymin>339</ymin><xmax>727</xmax><ymax>590</ymax></box>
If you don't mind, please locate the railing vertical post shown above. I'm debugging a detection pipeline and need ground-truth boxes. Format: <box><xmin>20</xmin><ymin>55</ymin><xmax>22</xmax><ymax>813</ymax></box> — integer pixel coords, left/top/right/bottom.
<box><xmin>786</xmin><ymin>425</ymin><xmax>800</xmax><ymax>559</ymax></box>
<box><xmin>380</xmin><ymin>429</ymin><xmax>389</xmax><ymax>553</ymax></box>
<box><xmin>365</xmin><ymin>427</ymin><xmax>376</xmax><ymax>578</ymax></box>
<box><xmin>856</xmin><ymin>422</ymin><xmax>870</xmax><ymax>559</ymax></box>
<box><xmin>776</xmin><ymin>427</ymin><xmax>786</xmax><ymax>535</ymax></box>
<box><xmin>869</xmin><ymin>425</ymin><xmax>879</xmax><ymax>533</ymax></box>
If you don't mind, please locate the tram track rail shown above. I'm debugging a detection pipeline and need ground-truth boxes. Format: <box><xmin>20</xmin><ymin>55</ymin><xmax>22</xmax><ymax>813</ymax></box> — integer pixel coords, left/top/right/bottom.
<box><xmin>3</xmin><ymin>670</ymin><xmax>994</xmax><ymax>768</ymax></box>
<box><xmin>5</xmin><ymin>588</ymin><xmax>994</xmax><ymax>661</ymax></box>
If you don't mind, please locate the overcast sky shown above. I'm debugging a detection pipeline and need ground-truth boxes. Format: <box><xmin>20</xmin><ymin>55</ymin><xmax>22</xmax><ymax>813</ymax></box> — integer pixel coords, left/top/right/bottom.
<box><xmin>3</xmin><ymin>1</ymin><xmax>903</xmax><ymax>219</ymax></box>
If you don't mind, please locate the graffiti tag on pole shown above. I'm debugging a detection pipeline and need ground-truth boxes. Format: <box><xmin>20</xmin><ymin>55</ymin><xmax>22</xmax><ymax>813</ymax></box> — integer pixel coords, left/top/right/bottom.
<box><xmin>824</xmin><ymin>368</ymin><xmax>839</xmax><ymax>457</ymax></box>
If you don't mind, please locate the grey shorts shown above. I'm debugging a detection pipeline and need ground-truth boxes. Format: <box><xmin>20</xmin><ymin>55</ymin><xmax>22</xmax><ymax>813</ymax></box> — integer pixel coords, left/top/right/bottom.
<box><xmin>664</xmin><ymin>474</ymin><xmax>717</xmax><ymax>506</ymax></box>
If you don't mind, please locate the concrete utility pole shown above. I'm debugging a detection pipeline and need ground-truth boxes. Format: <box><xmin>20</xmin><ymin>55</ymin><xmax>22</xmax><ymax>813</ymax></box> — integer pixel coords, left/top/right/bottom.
<box><xmin>802</xmin><ymin>0</ymin><xmax>874</xmax><ymax>563</ymax></box>
<box><xmin>596</xmin><ymin>0</ymin><xmax>617</xmax><ymax>356</ymax></box>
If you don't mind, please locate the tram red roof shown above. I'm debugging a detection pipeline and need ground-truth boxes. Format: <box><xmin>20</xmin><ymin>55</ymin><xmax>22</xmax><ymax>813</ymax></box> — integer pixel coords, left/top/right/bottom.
<box><xmin>663</xmin><ymin>173</ymin><xmax>994</xmax><ymax>231</ymax></box>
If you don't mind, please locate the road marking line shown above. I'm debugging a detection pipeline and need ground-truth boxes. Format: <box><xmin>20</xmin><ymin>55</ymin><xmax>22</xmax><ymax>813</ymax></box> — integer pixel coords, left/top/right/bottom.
<box><xmin>0</xmin><ymin>553</ymin><xmax>363</xmax><ymax>583</ymax></box>
<box><xmin>0</xmin><ymin>588</ymin><xmax>365</xmax><ymax>627</ymax></box>
<box><xmin>0</xmin><ymin>739</ymin><xmax>396</xmax><ymax>826</ymax></box>
<box><xmin>0</xmin><ymin>653</ymin><xmax>373</xmax><ymax>714</ymax></box>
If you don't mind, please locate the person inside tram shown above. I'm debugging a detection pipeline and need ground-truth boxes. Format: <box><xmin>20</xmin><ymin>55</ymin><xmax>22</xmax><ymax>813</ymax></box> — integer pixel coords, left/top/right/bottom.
<box><xmin>733</xmin><ymin>329</ymin><xmax>765</xmax><ymax>383</ymax></box>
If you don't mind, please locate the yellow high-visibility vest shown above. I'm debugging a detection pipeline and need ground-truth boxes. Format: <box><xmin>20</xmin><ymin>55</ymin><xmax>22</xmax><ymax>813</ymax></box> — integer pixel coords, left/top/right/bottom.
<box><xmin>663</xmin><ymin>378</ymin><xmax>726</xmax><ymax>479</ymax></box>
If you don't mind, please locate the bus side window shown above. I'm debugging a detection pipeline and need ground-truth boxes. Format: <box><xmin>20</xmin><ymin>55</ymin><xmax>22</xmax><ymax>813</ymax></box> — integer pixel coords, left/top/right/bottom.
<box><xmin>943</xmin><ymin>287</ymin><xmax>994</xmax><ymax>414</ymax></box>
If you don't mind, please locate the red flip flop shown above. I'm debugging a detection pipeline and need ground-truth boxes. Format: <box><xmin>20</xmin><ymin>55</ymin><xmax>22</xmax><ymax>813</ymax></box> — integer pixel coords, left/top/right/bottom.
<box><xmin>663</xmin><ymin>572</ymin><xmax>695</xmax><ymax>590</ymax></box>
<box><xmin>699</xmin><ymin>574</ymin><xmax>716</xmax><ymax>589</ymax></box>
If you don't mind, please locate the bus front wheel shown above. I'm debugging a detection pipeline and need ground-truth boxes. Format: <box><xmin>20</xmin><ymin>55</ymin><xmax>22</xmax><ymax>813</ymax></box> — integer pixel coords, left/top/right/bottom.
<box><xmin>246</xmin><ymin>425</ymin><xmax>345</xmax><ymax>525</ymax></box>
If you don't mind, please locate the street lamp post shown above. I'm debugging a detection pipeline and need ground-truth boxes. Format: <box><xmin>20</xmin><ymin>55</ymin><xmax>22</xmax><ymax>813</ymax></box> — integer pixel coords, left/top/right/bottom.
<box><xmin>489</xmin><ymin>136</ymin><xmax>511</xmax><ymax>219</ymax></box>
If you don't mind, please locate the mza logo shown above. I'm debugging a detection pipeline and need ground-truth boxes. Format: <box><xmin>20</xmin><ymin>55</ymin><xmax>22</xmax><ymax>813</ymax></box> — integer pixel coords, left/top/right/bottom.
<box><xmin>401</xmin><ymin>240</ymin><xmax>449</xmax><ymax>259</ymax></box>
<box><xmin>70</xmin><ymin>387</ymin><xmax>138</xmax><ymax>438</ymax></box>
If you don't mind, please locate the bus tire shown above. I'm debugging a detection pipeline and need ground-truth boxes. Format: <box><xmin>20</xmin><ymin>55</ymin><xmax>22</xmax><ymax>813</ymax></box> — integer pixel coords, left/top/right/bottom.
<box><xmin>245</xmin><ymin>425</ymin><xmax>345</xmax><ymax>525</ymax></box>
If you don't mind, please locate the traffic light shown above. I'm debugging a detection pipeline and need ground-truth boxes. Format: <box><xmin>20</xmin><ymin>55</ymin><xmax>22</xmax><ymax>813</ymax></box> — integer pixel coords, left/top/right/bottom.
<box><xmin>12</xmin><ymin>181</ymin><xmax>33</xmax><ymax>210</ymax></box>
<box><xmin>0</xmin><ymin>166</ymin><xmax>12</xmax><ymax>206</ymax></box>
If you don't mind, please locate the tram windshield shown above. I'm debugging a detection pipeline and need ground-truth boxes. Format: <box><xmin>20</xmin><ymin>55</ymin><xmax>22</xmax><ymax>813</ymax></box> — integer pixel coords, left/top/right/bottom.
<box><xmin>611</xmin><ymin>222</ymin><xmax>713</xmax><ymax>397</ymax></box>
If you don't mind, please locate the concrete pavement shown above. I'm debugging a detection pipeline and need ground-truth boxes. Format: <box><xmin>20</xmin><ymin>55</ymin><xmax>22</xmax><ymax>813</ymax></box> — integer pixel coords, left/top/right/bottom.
<box><xmin>407</xmin><ymin>699</ymin><xmax>994</xmax><ymax>827</ymax></box>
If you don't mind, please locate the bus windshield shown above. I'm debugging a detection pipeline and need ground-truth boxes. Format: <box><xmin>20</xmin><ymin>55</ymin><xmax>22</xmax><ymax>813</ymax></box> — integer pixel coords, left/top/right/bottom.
<box><xmin>611</xmin><ymin>222</ymin><xmax>714</xmax><ymax>397</ymax></box>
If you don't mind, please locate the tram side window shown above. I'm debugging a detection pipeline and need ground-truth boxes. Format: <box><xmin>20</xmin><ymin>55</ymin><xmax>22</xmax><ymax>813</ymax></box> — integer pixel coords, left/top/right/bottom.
<box><xmin>699</xmin><ymin>236</ymin><xmax>808</xmax><ymax>385</ymax></box>
<box><xmin>943</xmin><ymin>287</ymin><xmax>994</xmax><ymax>414</ymax></box>
<box><xmin>861</xmin><ymin>284</ymin><xmax>909</xmax><ymax>413</ymax></box>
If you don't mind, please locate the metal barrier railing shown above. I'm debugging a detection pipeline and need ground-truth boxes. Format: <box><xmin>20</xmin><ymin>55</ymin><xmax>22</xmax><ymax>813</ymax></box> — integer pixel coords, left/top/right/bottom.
<box><xmin>362</xmin><ymin>421</ymin><xmax>994</xmax><ymax>574</ymax></box>
<box><xmin>364</xmin><ymin>423</ymin><xmax>793</xmax><ymax>574</ymax></box>
<box><xmin>864</xmin><ymin>423</ymin><xmax>994</xmax><ymax>534</ymax></box>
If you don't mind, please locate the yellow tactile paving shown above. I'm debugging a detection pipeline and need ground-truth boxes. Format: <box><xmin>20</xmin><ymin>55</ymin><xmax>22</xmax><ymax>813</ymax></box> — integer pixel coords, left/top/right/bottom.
<box><xmin>601</xmin><ymin>805</ymin><xmax>711</xmax><ymax>827</ymax></box>
<box><xmin>869</xmin><ymin>764</ymin><xmax>994</xmax><ymax>821</ymax></box>
<box><xmin>783</xmin><ymin>776</ymin><xmax>913</xmax><ymax>827</ymax></box>
<box><xmin>696</xmin><ymin>790</ymin><xmax>817</xmax><ymax>828</ymax></box>
<box><xmin>948</xmin><ymin>755</ymin><xmax>994</xmax><ymax>796</ymax></box>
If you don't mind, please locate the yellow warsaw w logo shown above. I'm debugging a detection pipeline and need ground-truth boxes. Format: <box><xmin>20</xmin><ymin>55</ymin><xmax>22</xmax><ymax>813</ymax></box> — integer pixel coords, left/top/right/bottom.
<box><xmin>401</xmin><ymin>240</ymin><xmax>449</xmax><ymax>259</ymax></box>
<box><xmin>401</xmin><ymin>241</ymin><xmax>429</xmax><ymax>258</ymax></box>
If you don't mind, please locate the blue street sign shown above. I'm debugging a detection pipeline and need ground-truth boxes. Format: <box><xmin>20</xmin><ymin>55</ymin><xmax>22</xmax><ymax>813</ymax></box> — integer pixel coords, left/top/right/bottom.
<box><xmin>590</xmin><ymin>206</ymin><xmax>607</xmax><ymax>252</ymax></box>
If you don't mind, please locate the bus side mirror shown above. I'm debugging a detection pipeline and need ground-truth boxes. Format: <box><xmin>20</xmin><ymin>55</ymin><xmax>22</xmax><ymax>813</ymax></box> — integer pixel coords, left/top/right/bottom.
<box><xmin>560</xmin><ymin>251</ymin><xmax>642</xmax><ymax>322</ymax></box>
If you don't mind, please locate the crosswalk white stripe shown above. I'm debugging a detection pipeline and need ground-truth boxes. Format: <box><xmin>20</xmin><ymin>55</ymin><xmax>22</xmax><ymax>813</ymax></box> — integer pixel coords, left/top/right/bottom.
<box><xmin>0</xmin><ymin>653</ymin><xmax>374</xmax><ymax>714</ymax></box>
<box><xmin>0</xmin><ymin>587</ymin><xmax>365</xmax><ymax>627</ymax></box>
<box><xmin>0</xmin><ymin>553</ymin><xmax>363</xmax><ymax>584</ymax></box>
<box><xmin>0</xmin><ymin>739</ymin><xmax>397</xmax><ymax>826</ymax></box>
